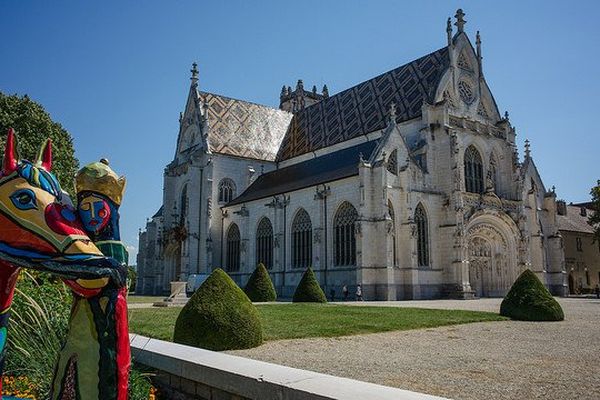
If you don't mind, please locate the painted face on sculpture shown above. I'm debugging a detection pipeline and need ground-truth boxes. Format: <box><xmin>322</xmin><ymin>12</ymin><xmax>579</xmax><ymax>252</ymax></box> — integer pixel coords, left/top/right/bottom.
<box><xmin>78</xmin><ymin>195</ymin><xmax>111</xmax><ymax>234</ymax></box>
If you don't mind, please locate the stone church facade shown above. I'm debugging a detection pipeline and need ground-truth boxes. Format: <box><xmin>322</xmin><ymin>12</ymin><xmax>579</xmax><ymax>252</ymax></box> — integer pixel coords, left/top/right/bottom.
<box><xmin>136</xmin><ymin>10</ymin><xmax>568</xmax><ymax>299</ymax></box>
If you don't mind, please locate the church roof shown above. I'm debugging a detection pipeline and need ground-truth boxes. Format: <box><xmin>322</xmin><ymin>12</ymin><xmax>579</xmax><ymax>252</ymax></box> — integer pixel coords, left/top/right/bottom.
<box><xmin>276</xmin><ymin>46</ymin><xmax>450</xmax><ymax>161</ymax></box>
<box><xmin>152</xmin><ymin>206</ymin><xmax>164</xmax><ymax>219</ymax></box>
<box><xmin>557</xmin><ymin>205</ymin><xmax>595</xmax><ymax>234</ymax></box>
<box><xmin>200</xmin><ymin>92</ymin><xmax>293</xmax><ymax>161</ymax></box>
<box><xmin>227</xmin><ymin>139</ymin><xmax>379</xmax><ymax>206</ymax></box>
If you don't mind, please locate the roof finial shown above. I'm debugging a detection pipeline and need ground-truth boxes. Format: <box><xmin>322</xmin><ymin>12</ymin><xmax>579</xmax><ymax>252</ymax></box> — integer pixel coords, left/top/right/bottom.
<box><xmin>296</xmin><ymin>79</ymin><xmax>304</xmax><ymax>91</ymax></box>
<box><xmin>524</xmin><ymin>139</ymin><xmax>531</xmax><ymax>159</ymax></box>
<box><xmin>312</xmin><ymin>85</ymin><xmax>317</xmax><ymax>95</ymax></box>
<box><xmin>280</xmin><ymin>85</ymin><xmax>287</xmax><ymax>98</ymax></box>
<box><xmin>446</xmin><ymin>17</ymin><xmax>452</xmax><ymax>46</ymax></box>
<box><xmin>190</xmin><ymin>62</ymin><xmax>199</xmax><ymax>86</ymax></box>
<box><xmin>388</xmin><ymin>102</ymin><xmax>397</xmax><ymax>124</ymax></box>
<box><xmin>454</xmin><ymin>9</ymin><xmax>466</xmax><ymax>33</ymax></box>
<box><xmin>476</xmin><ymin>31</ymin><xmax>482</xmax><ymax>74</ymax></box>
<box><xmin>504</xmin><ymin>111</ymin><xmax>510</xmax><ymax>121</ymax></box>
<box><xmin>322</xmin><ymin>84</ymin><xmax>329</xmax><ymax>98</ymax></box>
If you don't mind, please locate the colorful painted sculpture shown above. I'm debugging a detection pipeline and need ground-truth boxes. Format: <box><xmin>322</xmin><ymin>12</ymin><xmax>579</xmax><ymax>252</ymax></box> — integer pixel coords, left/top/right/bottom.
<box><xmin>48</xmin><ymin>159</ymin><xmax>130</xmax><ymax>400</ymax></box>
<box><xmin>0</xmin><ymin>129</ymin><xmax>127</xmax><ymax>397</ymax></box>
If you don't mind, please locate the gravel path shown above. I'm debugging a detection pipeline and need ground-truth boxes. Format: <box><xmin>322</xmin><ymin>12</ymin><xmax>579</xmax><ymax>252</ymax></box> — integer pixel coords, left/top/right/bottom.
<box><xmin>229</xmin><ymin>298</ymin><xmax>600</xmax><ymax>400</ymax></box>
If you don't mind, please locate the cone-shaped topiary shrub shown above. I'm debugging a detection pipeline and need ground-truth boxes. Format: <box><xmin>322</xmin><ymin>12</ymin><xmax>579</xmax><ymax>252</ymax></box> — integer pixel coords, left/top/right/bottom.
<box><xmin>245</xmin><ymin>263</ymin><xmax>277</xmax><ymax>302</ymax></box>
<box><xmin>173</xmin><ymin>268</ymin><xmax>263</xmax><ymax>350</ymax></box>
<box><xmin>500</xmin><ymin>269</ymin><xmax>564</xmax><ymax>321</ymax></box>
<box><xmin>292</xmin><ymin>267</ymin><xmax>327</xmax><ymax>303</ymax></box>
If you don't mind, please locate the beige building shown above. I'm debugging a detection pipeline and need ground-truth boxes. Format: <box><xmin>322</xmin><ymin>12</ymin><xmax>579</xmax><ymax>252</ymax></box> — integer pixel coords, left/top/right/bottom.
<box><xmin>557</xmin><ymin>201</ymin><xmax>600</xmax><ymax>294</ymax></box>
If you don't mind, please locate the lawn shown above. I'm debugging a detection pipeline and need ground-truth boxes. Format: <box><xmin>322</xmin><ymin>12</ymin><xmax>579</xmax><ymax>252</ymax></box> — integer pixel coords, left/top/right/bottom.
<box><xmin>127</xmin><ymin>295</ymin><xmax>165</xmax><ymax>304</ymax></box>
<box><xmin>129</xmin><ymin>304</ymin><xmax>506</xmax><ymax>342</ymax></box>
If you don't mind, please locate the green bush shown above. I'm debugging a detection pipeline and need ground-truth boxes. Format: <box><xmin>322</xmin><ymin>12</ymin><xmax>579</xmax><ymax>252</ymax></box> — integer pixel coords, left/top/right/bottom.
<box><xmin>173</xmin><ymin>268</ymin><xmax>263</xmax><ymax>350</ymax></box>
<box><xmin>292</xmin><ymin>267</ymin><xmax>327</xmax><ymax>303</ymax></box>
<box><xmin>244</xmin><ymin>263</ymin><xmax>277</xmax><ymax>302</ymax></box>
<box><xmin>500</xmin><ymin>269</ymin><xmax>564</xmax><ymax>321</ymax></box>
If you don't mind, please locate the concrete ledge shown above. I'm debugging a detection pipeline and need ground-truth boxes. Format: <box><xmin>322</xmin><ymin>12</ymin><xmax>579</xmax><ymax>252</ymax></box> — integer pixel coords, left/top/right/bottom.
<box><xmin>130</xmin><ymin>334</ymin><xmax>449</xmax><ymax>400</ymax></box>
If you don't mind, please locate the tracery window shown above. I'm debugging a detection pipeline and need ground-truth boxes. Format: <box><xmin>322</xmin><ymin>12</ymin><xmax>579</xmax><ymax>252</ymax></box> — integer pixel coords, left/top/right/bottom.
<box><xmin>226</xmin><ymin>223</ymin><xmax>240</xmax><ymax>272</ymax></box>
<box><xmin>458</xmin><ymin>80</ymin><xmax>475</xmax><ymax>104</ymax></box>
<box><xmin>334</xmin><ymin>202</ymin><xmax>358</xmax><ymax>267</ymax></box>
<box><xmin>387</xmin><ymin>149</ymin><xmax>398</xmax><ymax>175</ymax></box>
<box><xmin>218</xmin><ymin>178</ymin><xmax>236</xmax><ymax>203</ymax></box>
<box><xmin>256</xmin><ymin>217</ymin><xmax>273</xmax><ymax>269</ymax></box>
<box><xmin>415</xmin><ymin>204</ymin><xmax>429</xmax><ymax>267</ymax></box>
<box><xmin>292</xmin><ymin>209</ymin><xmax>312</xmax><ymax>269</ymax></box>
<box><xmin>464</xmin><ymin>146</ymin><xmax>484</xmax><ymax>194</ymax></box>
<box><xmin>179</xmin><ymin>185</ymin><xmax>188</xmax><ymax>224</ymax></box>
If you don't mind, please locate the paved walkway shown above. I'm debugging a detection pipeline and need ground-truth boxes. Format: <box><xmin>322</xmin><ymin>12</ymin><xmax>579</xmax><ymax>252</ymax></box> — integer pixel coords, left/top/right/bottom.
<box><xmin>230</xmin><ymin>298</ymin><xmax>600</xmax><ymax>400</ymax></box>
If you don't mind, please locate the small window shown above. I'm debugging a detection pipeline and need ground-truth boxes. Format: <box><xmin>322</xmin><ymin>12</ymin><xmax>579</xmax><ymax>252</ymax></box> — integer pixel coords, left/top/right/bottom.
<box><xmin>387</xmin><ymin>150</ymin><xmax>398</xmax><ymax>175</ymax></box>
<box><xmin>226</xmin><ymin>224</ymin><xmax>241</xmax><ymax>271</ymax></box>
<box><xmin>576</xmin><ymin>237</ymin><xmax>583</xmax><ymax>252</ymax></box>
<box><xmin>218</xmin><ymin>178</ymin><xmax>236</xmax><ymax>203</ymax></box>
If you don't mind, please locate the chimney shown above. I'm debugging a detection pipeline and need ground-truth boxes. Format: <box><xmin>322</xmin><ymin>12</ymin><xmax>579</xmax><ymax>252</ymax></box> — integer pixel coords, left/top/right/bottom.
<box><xmin>556</xmin><ymin>200</ymin><xmax>567</xmax><ymax>216</ymax></box>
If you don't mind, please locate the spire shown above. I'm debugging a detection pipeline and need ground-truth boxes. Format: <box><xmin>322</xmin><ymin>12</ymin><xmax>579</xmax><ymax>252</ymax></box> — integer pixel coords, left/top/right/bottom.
<box><xmin>190</xmin><ymin>62</ymin><xmax>199</xmax><ymax>86</ymax></box>
<box><xmin>524</xmin><ymin>139</ymin><xmax>531</xmax><ymax>159</ymax></box>
<box><xmin>446</xmin><ymin>17</ymin><xmax>452</xmax><ymax>46</ymax></box>
<box><xmin>476</xmin><ymin>31</ymin><xmax>482</xmax><ymax>74</ymax></box>
<box><xmin>454</xmin><ymin>9</ymin><xmax>466</xmax><ymax>33</ymax></box>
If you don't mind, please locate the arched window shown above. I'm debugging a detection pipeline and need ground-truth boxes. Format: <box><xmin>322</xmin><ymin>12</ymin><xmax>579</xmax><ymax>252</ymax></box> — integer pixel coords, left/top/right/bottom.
<box><xmin>292</xmin><ymin>209</ymin><xmax>312</xmax><ymax>269</ymax></box>
<box><xmin>218</xmin><ymin>178</ymin><xmax>236</xmax><ymax>203</ymax></box>
<box><xmin>226</xmin><ymin>223</ymin><xmax>240</xmax><ymax>272</ymax></box>
<box><xmin>387</xmin><ymin>149</ymin><xmax>398</xmax><ymax>175</ymax></box>
<box><xmin>334</xmin><ymin>202</ymin><xmax>358</xmax><ymax>266</ymax></box>
<box><xmin>464</xmin><ymin>146</ymin><xmax>484</xmax><ymax>194</ymax></box>
<box><xmin>388</xmin><ymin>200</ymin><xmax>397</xmax><ymax>266</ymax></box>
<box><xmin>179</xmin><ymin>185</ymin><xmax>188</xmax><ymax>224</ymax></box>
<box><xmin>415</xmin><ymin>204</ymin><xmax>429</xmax><ymax>267</ymax></box>
<box><xmin>256</xmin><ymin>217</ymin><xmax>273</xmax><ymax>269</ymax></box>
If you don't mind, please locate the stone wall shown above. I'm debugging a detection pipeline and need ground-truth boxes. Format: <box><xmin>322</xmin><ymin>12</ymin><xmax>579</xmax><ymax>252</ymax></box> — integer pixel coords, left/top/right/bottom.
<box><xmin>130</xmin><ymin>334</ymin><xmax>449</xmax><ymax>400</ymax></box>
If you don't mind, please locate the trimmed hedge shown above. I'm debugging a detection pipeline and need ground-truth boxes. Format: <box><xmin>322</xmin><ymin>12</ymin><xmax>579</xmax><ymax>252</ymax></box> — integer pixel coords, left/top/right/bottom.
<box><xmin>500</xmin><ymin>269</ymin><xmax>564</xmax><ymax>321</ymax></box>
<box><xmin>245</xmin><ymin>263</ymin><xmax>277</xmax><ymax>302</ymax></box>
<box><xmin>173</xmin><ymin>268</ymin><xmax>263</xmax><ymax>350</ymax></box>
<box><xmin>292</xmin><ymin>267</ymin><xmax>327</xmax><ymax>303</ymax></box>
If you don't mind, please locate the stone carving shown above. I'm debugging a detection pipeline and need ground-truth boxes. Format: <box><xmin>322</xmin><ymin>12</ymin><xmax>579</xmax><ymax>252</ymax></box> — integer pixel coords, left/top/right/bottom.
<box><xmin>458</xmin><ymin>80</ymin><xmax>475</xmax><ymax>104</ymax></box>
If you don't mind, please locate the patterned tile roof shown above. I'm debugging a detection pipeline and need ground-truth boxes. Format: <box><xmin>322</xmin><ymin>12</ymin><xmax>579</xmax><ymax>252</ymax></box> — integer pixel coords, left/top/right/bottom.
<box><xmin>276</xmin><ymin>47</ymin><xmax>450</xmax><ymax>161</ymax></box>
<box><xmin>557</xmin><ymin>205</ymin><xmax>595</xmax><ymax>234</ymax></box>
<box><xmin>200</xmin><ymin>92</ymin><xmax>293</xmax><ymax>161</ymax></box>
<box><xmin>228</xmin><ymin>139</ymin><xmax>379</xmax><ymax>206</ymax></box>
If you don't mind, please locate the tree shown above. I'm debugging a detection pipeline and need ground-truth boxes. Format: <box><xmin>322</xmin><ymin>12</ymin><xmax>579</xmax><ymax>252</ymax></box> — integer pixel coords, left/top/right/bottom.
<box><xmin>0</xmin><ymin>92</ymin><xmax>78</xmax><ymax>193</ymax></box>
<box><xmin>292</xmin><ymin>267</ymin><xmax>327</xmax><ymax>303</ymax></box>
<box><xmin>244</xmin><ymin>263</ymin><xmax>277</xmax><ymax>302</ymax></box>
<box><xmin>500</xmin><ymin>269</ymin><xmax>564</xmax><ymax>321</ymax></box>
<box><xmin>173</xmin><ymin>269</ymin><xmax>262</xmax><ymax>351</ymax></box>
<box><xmin>589</xmin><ymin>180</ymin><xmax>600</xmax><ymax>243</ymax></box>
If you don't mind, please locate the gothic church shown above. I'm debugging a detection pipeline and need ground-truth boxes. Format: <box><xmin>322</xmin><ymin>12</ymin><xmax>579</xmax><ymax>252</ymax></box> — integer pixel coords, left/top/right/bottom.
<box><xmin>136</xmin><ymin>10</ymin><xmax>567</xmax><ymax>299</ymax></box>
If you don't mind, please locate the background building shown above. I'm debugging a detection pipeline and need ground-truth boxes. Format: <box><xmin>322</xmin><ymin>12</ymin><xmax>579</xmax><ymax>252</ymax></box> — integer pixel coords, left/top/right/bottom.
<box><xmin>136</xmin><ymin>9</ymin><xmax>569</xmax><ymax>299</ymax></box>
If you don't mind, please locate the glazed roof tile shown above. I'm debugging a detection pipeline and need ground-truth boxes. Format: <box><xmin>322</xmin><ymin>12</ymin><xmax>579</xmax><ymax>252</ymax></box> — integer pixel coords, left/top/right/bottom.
<box><xmin>275</xmin><ymin>47</ymin><xmax>450</xmax><ymax>161</ymax></box>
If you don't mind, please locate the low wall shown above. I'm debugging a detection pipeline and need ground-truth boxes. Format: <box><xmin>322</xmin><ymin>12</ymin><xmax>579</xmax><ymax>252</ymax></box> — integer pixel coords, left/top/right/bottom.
<box><xmin>130</xmin><ymin>334</ymin><xmax>449</xmax><ymax>400</ymax></box>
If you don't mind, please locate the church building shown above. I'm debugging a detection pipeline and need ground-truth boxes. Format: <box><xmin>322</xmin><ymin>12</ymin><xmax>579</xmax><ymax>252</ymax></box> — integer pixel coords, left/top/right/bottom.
<box><xmin>136</xmin><ymin>9</ymin><xmax>568</xmax><ymax>299</ymax></box>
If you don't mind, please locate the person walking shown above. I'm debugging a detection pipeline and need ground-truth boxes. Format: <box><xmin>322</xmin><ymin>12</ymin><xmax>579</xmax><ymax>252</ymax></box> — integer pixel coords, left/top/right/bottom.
<box><xmin>356</xmin><ymin>284</ymin><xmax>363</xmax><ymax>301</ymax></box>
<box><xmin>342</xmin><ymin>285</ymin><xmax>349</xmax><ymax>301</ymax></box>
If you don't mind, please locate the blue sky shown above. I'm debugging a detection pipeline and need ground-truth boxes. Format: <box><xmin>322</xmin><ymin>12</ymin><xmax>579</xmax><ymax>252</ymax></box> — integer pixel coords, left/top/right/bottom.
<box><xmin>1</xmin><ymin>1</ymin><xmax>598</xmax><ymax>262</ymax></box>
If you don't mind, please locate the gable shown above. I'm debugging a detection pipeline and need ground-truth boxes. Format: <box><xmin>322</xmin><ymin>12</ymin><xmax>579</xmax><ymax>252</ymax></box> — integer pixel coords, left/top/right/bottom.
<box><xmin>201</xmin><ymin>92</ymin><xmax>293</xmax><ymax>161</ymax></box>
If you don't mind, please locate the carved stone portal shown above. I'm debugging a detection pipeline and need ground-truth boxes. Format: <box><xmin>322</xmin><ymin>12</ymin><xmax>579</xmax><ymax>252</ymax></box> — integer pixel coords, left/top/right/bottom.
<box><xmin>467</xmin><ymin>223</ymin><xmax>516</xmax><ymax>297</ymax></box>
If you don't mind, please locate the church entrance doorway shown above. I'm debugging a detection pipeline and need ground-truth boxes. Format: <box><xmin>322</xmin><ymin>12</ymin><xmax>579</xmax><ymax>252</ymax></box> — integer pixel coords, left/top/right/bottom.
<box><xmin>467</xmin><ymin>221</ymin><xmax>517</xmax><ymax>297</ymax></box>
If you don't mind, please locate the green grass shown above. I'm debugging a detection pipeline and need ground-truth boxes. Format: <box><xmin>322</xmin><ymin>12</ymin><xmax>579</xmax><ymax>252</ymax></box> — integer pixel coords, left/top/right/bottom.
<box><xmin>127</xmin><ymin>295</ymin><xmax>165</xmax><ymax>304</ymax></box>
<box><xmin>129</xmin><ymin>304</ymin><xmax>506</xmax><ymax>343</ymax></box>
